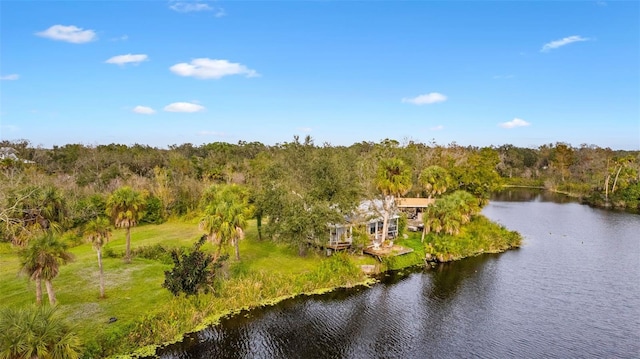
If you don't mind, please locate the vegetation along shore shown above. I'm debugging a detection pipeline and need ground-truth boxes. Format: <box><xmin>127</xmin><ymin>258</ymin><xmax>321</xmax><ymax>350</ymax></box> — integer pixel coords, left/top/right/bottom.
<box><xmin>1</xmin><ymin>138</ymin><xmax>636</xmax><ymax>358</ymax></box>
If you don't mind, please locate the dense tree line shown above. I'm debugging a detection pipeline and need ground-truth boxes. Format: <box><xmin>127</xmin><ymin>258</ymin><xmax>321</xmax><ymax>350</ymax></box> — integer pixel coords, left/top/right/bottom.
<box><xmin>1</xmin><ymin>138</ymin><xmax>638</xmax><ymax>248</ymax></box>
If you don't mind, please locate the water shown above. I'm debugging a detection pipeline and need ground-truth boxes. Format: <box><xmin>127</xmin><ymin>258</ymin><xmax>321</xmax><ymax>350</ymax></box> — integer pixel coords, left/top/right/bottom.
<box><xmin>158</xmin><ymin>190</ymin><xmax>640</xmax><ymax>358</ymax></box>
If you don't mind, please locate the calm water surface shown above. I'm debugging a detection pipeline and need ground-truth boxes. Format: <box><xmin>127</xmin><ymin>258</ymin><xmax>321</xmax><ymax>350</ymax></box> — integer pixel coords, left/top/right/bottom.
<box><xmin>158</xmin><ymin>190</ymin><xmax>640</xmax><ymax>358</ymax></box>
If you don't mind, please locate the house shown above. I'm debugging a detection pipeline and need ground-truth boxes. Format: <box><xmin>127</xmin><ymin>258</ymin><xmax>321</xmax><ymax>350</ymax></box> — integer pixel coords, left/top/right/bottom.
<box><xmin>327</xmin><ymin>199</ymin><xmax>400</xmax><ymax>251</ymax></box>
<box><xmin>0</xmin><ymin>147</ymin><xmax>35</xmax><ymax>164</ymax></box>
<box><xmin>0</xmin><ymin>147</ymin><xmax>19</xmax><ymax>161</ymax></box>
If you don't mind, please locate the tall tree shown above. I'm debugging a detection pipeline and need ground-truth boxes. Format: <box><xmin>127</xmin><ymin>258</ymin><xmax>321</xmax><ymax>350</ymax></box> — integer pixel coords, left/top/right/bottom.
<box><xmin>418</xmin><ymin>165</ymin><xmax>451</xmax><ymax>242</ymax></box>
<box><xmin>200</xmin><ymin>185</ymin><xmax>251</xmax><ymax>260</ymax></box>
<box><xmin>106</xmin><ymin>186</ymin><xmax>146</xmax><ymax>263</ymax></box>
<box><xmin>20</xmin><ymin>233</ymin><xmax>74</xmax><ymax>305</ymax></box>
<box><xmin>375</xmin><ymin>158</ymin><xmax>412</xmax><ymax>247</ymax></box>
<box><xmin>85</xmin><ymin>217</ymin><xmax>112</xmax><ymax>298</ymax></box>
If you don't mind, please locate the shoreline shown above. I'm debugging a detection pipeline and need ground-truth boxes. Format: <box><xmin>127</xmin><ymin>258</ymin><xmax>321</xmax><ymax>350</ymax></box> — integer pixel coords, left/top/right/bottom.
<box><xmin>127</xmin><ymin>230</ymin><xmax>520</xmax><ymax>358</ymax></box>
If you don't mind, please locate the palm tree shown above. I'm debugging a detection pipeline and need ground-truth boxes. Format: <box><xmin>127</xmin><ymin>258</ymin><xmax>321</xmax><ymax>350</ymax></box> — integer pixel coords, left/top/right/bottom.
<box><xmin>0</xmin><ymin>306</ymin><xmax>82</xmax><ymax>359</ymax></box>
<box><xmin>106</xmin><ymin>186</ymin><xmax>146</xmax><ymax>263</ymax></box>
<box><xmin>85</xmin><ymin>217</ymin><xmax>112</xmax><ymax>299</ymax></box>
<box><xmin>199</xmin><ymin>185</ymin><xmax>251</xmax><ymax>260</ymax></box>
<box><xmin>374</xmin><ymin>158</ymin><xmax>412</xmax><ymax>247</ymax></box>
<box><xmin>20</xmin><ymin>233</ymin><xmax>74</xmax><ymax>305</ymax></box>
<box><xmin>419</xmin><ymin>165</ymin><xmax>452</xmax><ymax>242</ymax></box>
<box><xmin>419</xmin><ymin>165</ymin><xmax>452</xmax><ymax>199</ymax></box>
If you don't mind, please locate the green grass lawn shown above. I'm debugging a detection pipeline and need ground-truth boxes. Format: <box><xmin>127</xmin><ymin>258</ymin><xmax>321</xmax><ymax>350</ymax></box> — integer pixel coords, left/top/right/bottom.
<box><xmin>0</xmin><ymin>220</ymin><xmax>380</xmax><ymax>357</ymax></box>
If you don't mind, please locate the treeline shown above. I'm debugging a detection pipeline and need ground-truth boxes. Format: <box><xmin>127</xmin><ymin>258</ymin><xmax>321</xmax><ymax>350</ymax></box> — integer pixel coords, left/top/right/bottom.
<box><xmin>1</xmin><ymin>137</ymin><xmax>638</xmax><ymax>244</ymax></box>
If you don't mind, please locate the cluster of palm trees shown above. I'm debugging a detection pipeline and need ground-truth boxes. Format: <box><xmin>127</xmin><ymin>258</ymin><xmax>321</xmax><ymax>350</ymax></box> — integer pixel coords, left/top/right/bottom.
<box><xmin>18</xmin><ymin>186</ymin><xmax>145</xmax><ymax>306</ymax></box>
<box><xmin>199</xmin><ymin>184</ymin><xmax>252</xmax><ymax>261</ymax></box>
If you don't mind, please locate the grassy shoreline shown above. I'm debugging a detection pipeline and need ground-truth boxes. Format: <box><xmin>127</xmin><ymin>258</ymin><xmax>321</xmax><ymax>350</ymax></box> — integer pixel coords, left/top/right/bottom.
<box><xmin>0</xmin><ymin>217</ymin><xmax>520</xmax><ymax>358</ymax></box>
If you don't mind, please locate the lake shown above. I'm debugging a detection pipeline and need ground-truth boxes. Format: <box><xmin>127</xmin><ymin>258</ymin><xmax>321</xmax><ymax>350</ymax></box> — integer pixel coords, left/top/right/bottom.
<box><xmin>157</xmin><ymin>190</ymin><xmax>640</xmax><ymax>358</ymax></box>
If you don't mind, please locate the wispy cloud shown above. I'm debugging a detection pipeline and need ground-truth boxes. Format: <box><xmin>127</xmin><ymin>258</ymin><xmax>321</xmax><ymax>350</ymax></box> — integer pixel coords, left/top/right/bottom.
<box><xmin>105</xmin><ymin>54</ymin><xmax>149</xmax><ymax>65</ymax></box>
<box><xmin>402</xmin><ymin>92</ymin><xmax>448</xmax><ymax>105</ymax></box>
<box><xmin>0</xmin><ymin>74</ymin><xmax>19</xmax><ymax>81</ymax></box>
<box><xmin>541</xmin><ymin>35</ymin><xmax>589</xmax><ymax>52</ymax></box>
<box><xmin>132</xmin><ymin>106</ymin><xmax>156</xmax><ymax>115</ymax></box>
<box><xmin>297</xmin><ymin>127</ymin><xmax>312</xmax><ymax>133</ymax></box>
<box><xmin>596</xmin><ymin>1</ymin><xmax>607</xmax><ymax>7</ymax></box>
<box><xmin>169</xmin><ymin>0</ymin><xmax>224</xmax><ymax>15</ymax></box>
<box><xmin>170</xmin><ymin>58</ymin><xmax>258</xmax><ymax>79</ymax></box>
<box><xmin>36</xmin><ymin>25</ymin><xmax>97</xmax><ymax>43</ymax></box>
<box><xmin>110</xmin><ymin>35</ymin><xmax>129</xmax><ymax>42</ymax></box>
<box><xmin>164</xmin><ymin>102</ymin><xmax>205</xmax><ymax>113</ymax></box>
<box><xmin>499</xmin><ymin>118</ymin><xmax>531</xmax><ymax>129</ymax></box>
<box><xmin>429</xmin><ymin>125</ymin><xmax>444</xmax><ymax>131</ymax></box>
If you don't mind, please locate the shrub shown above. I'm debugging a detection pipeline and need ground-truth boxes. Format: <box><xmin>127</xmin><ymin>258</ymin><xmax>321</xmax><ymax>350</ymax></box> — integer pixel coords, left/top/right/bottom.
<box><xmin>163</xmin><ymin>235</ymin><xmax>227</xmax><ymax>296</ymax></box>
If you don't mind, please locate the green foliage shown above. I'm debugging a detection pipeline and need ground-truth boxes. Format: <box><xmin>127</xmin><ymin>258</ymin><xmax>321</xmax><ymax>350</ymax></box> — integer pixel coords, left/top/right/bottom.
<box><xmin>419</xmin><ymin>165</ymin><xmax>452</xmax><ymax>198</ymax></box>
<box><xmin>376</xmin><ymin>157</ymin><xmax>412</xmax><ymax>197</ymax></box>
<box><xmin>106</xmin><ymin>187</ymin><xmax>146</xmax><ymax>229</ymax></box>
<box><xmin>200</xmin><ymin>184</ymin><xmax>252</xmax><ymax>260</ymax></box>
<box><xmin>163</xmin><ymin>235</ymin><xmax>228</xmax><ymax>296</ymax></box>
<box><xmin>425</xmin><ymin>215</ymin><xmax>522</xmax><ymax>262</ymax></box>
<box><xmin>132</xmin><ymin>244</ymin><xmax>172</xmax><ymax>264</ymax></box>
<box><xmin>305</xmin><ymin>253</ymin><xmax>362</xmax><ymax>284</ymax></box>
<box><xmin>397</xmin><ymin>213</ymin><xmax>407</xmax><ymax>237</ymax></box>
<box><xmin>423</xmin><ymin>190</ymin><xmax>481</xmax><ymax>236</ymax></box>
<box><xmin>142</xmin><ymin>195</ymin><xmax>165</xmax><ymax>224</ymax></box>
<box><xmin>0</xmin><ymin>306</ymin><xmax>83</xmax><ymax>359</ymax></box>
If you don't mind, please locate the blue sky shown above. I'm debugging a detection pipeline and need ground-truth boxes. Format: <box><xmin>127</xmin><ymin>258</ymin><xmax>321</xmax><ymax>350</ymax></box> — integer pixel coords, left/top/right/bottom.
<box><xmin>1</xmin><ymin>0</ymin><xmax>638</xmax><ymax>149</ymax></box>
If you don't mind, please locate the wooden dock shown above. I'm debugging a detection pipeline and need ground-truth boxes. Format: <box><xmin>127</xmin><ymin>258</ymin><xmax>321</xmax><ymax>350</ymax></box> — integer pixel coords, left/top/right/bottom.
<box><xmin>363</xmin><ymin>244</ymin><xmax>414</xmax><ymax>261</ymax></box>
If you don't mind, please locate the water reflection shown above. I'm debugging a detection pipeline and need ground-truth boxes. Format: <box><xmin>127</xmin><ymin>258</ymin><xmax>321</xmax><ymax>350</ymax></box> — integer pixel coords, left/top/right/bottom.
<box><xmin>492</xmin><ymin>188</ymin><xmax>578</xmax><ymax>203</ymax></box>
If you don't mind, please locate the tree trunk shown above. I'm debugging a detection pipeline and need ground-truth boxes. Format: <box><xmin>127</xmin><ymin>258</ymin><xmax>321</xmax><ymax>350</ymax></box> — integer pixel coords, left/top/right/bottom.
<box><xmin>45</xmin><ymin>280</ymin><xmax>56</xmax><ymax>306</ymax></box>
<box><xmin>379</xmin><ymin>198</ymin><xmax>391</xmax><ymax>249</ymax></box>
<box><xmin>604</xmin><ymin>174</ymin><xmax>610</xmax><ymax>201</ymax></box>
<box><xmin>35</xmin><ymin>277</ymin><xmax>42</xmax><ymax>305</ymax></box>
<box><xmin>612</xmin><ymin>165</ymin><xmax>623</xmax><ymax>194</ymax></box>
<box><xmin>257</xmin><ymin>215</ymin><xmax>262</xmax><ymax>241</ymax></box>
<box><xmin>233</xmin><ymin>237</ymin><xmax>240</xmax><ymax>260</ymax></box>
<box><xmin>98</xmin><ymin>248</ymin><xmax>105</xmax><ymax>299</ymax></box>
<box><xmin>421</xmin><ymin>227</ymin><xmax>426</xmax><ymax>243</ymax></box>
<box><xmin>125</xmin><ymin>226</ymin><xmax>132</xmax><ymax>263</ymax></box>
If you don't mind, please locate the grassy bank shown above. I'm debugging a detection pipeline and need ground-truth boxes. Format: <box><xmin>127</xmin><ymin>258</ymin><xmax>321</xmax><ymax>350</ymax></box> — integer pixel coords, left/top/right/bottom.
<box><xmin>0</xmin><ymin>216</ymin><xmax>519</xmax><ymax>358</ymax></box>
<box><xmin>0</xmin><ymin>220</ymin><xmax>378</xmax><ymax>358</ymax></box>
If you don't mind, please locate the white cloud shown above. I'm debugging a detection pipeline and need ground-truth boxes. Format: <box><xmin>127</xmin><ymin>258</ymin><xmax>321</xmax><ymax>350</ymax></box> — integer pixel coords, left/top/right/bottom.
<box><xmin>132</xmin><ymin>106</ymin><xmax>156</xmax><ymax>114</ymax></box>
<box><xmin>0</xmin><ymin>74</ymin><xmax>19</xmax><ymax>80</ymax></box>
<box><xmin>499</xmin><ymin>118</ymin><xmax>531</xmax><ymax>129</ymax></box>
<box><xmin>105</xmin><ymin>54</ymin><xmax>149</xmax><ymax>65</ymax></box>
<box><xmin>170</xmin><ymin>1</ymin><xmax>214</xmax><ymax>12</ymax></box>
<box><xmin>429</xmin><ymin>125</ymin><xmax>444</xmax><ymax>131</ymax></box>
<box><xmin>214</xmin><ymin>8</ymin><xmax>227</xmax><ymax>17</ymax></box>
<box><xmin>36</xmin><ymin>25</ymin><xmax>97</xmax><ymax>44</ymax></box>
<box><xmin>170</xmin><ymin>58</ymin><xmax>258</xmax><ymax>79</ymax></box>
<box><xmin>297</xmin><ymin>127</ymin><xmax>312</xmax><ymax>133</ymax></box>
<box><xmin>110</xmin><ymin>35</ymin><xmax>129</xmax><ymax>42</ymax></box>
<box><xmin>541</xmin><ymin>35</ymin><xmax>590</xmax><ymax>52</ymax></box>
<box><xmin>402</xmin><ymin>92</ymin><xmax>448</xmax><ymax>105</ymax></box>
<box><xmin>164</xmin><ymin>102</ymin><xmax>205</xmax><ymax>113</ymax></box>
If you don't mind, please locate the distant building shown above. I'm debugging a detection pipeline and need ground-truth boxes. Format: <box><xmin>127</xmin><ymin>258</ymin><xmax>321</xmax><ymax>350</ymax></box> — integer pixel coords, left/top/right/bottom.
<box><xmin>0</xmin><ymin>147</ymin><xmax>35</xmax><ymax>163</ymax></box>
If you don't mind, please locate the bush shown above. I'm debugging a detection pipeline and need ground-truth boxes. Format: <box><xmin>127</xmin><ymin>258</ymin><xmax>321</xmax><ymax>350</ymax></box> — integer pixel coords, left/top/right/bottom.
<box><xmin>131</xmin><ymin>244</ymin><xmax>172</xmax><ymax>264</ymax></box>
<box><xmin>163</xmin><ymin>235</ymin><xmax>227</xmax><ymax>296</ymax></box>
<box><xmin>0</xmin><ymin>306</ymin><xmax>83</xmax><ymax>359</ymax></box>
